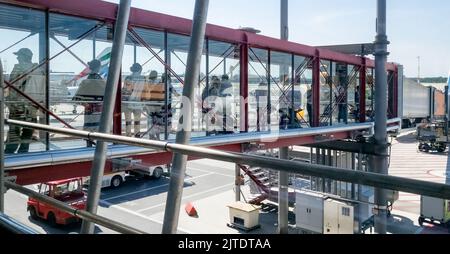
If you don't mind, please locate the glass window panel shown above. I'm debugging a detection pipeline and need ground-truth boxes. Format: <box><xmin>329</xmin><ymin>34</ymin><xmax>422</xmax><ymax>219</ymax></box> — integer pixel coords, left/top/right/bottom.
<box><xmin>248</xmin><ymin>48</ymin><xmax>268</xmax><ymax>132</ymax></box>
<box><xmin>122</xmin><ymin>28</ymin><xmax>165</xmax><ymax>140</ymax></box>
<box><xmin>347</xmin><ymin>65</ymin><xmax>359</xmax><ymax>123</ymax></box>
<box><xmin>167</xmin><ymin>33</ymin><xmax>206</xmax><ymax>138</ymax></box>
<box><xmin>206</xmin><ymin>40</ymin><xmax>240</xmax><ymax>135</ymax></box>
<box><xmin>0</xmin><ymin>4</ymin><xmax>47</xmax><ymax>153</ymax></box>
<box><xmin>294</xmin><ymin>55</ymin><xmax>313</xmax><ymax>128</ymax></box>
<box><xmin>366</xmin><ymin>68</ymin><xmax>374</xmax><ymax>121</ymax></box>
<box><xmin>49</xmin><ymin>13</ymin><xmax>110</xmax><ymax>149</ymax></box>
<box><xmin>270</xmin><ymin>51</ymin><xmax>292</xmax><ymax>131</ymax></box>
<box><xmin>319</xmin><ymin>60</ymin><xmax>331</xmax><ymax>126</ymax></box>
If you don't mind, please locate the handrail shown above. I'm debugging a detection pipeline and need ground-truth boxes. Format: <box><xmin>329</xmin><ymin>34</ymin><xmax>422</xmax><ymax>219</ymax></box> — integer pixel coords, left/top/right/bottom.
<box><xmin>4</xmin><ymin>122</ymin><xmax>375</xmax><ymax>170</ymax></box>
<box><xmin>0</xmin><ymin>212</ymin><xmax>39</xmax><ymax>234</ymax></box>
<box><xmin>5</xmin><ymin>119</ymin><xmax>450</xmax><ymax>200</ymax></box>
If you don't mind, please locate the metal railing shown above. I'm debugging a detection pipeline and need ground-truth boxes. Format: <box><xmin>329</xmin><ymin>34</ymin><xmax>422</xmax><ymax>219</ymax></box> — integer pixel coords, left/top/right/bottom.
<box><xmin>0</xmin><ymin>212</ymin><xmax>39</xmax><ymax>234</ymax></box>
<box><xmin>6</xmin><ymin>119</ymin><xmax>450</xmax><ymax>201</ymax></box>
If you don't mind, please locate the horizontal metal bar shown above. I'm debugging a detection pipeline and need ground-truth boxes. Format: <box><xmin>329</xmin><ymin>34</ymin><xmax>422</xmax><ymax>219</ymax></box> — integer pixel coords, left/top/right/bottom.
<box><xmin>5</xmin><ymin>121</ymin><xmax>374</xmax><ymax>170</ymax></box>
<box><xmin>0</xmin><ymin>212</ymin><xmax>39</xmax><ymax>234</ymax></box>
<box><xmin>6</xmin><ymin>119</ymin><xmax>450</xmax><ymax>200</ymax></box>
<box><xmin>305</xmin><ymin>141</ymin><xmax>379</xmax><ymax>155</ymax></box>
<box><xmin>387</xmin><ymin>118</ymin><xmax>401</xmax><ymax>125</ymax></box>
<box><xmin>4</xmin><ymin>181</ymin><xmax>145</xmax><ymax>234</ymax></box>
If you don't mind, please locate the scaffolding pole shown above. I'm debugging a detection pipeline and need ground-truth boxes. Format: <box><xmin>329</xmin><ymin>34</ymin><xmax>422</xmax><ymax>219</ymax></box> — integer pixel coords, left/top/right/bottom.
<box><xmin>162</xmin><ymin>0</ymin><xmax>209</xmax><ymax>234</ymax></box>
<box><xmin>80</xmin><ymin>0</ymin><xmax>131</xmax><ymax>234</ymax></box>
<box><xmin>372</xmin><ymin>0</ymin><xmax>390</xmax><ymax>234</ymax></box>
<box><xmin>278</xmin><ymin>0</ymin><xmax>289</xmax><ymax>234</ymax></box>
<box><xmin>278</xmin><ymin>147</ymin><xmax>289</xmax><ymax>234</ymax></box>
<box><xmin>0</xmin><ymin>60</ymin><xmax>4</xmax><ymax>212</ymax></box>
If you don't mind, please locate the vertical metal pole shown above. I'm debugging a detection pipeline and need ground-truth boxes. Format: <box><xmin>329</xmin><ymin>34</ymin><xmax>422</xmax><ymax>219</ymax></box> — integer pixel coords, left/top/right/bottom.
<box><xmin>372</xmin><ymin>0</ymin><xmax>390</xmax><ymax>234</ymax></box>
<box><xmin>0</xmin><ymin>60</ymin><xmax>5</xmax><ymax>212</ymax></box>
<box><xmin>280</xmin><ymin>0</ymin><xmax>289</xmax><ymax>41</ymax></box>
<box><xmin>235</xmin><ymin>163</ymin><xmax>241</xmax><ymax>202</ymax></box>
<box><xmin>80</xmin><ymin>0</ymin><xmax>131</xmax><ymax>234</ymax></box>
<box><xmin>278</xmin><ymin>0</ymin><xmax>289</xmax><ymax>235</ymax></box>
<box><xmin>313</xmin><ymin>50</ymin><xmax>320</xmax><ymax>127</ymax></box>
<box><xmin>278</xmin><ymin>146</ymin><xmax>289</xmax><ymax>234</ymax></box>
<box><xmin>235</xmin><ymin>144</ymin><xmax>243</xmax><ymax>202</ymax></box>
<box><xmin>162</xmin><ymin>0</ymin><xmax>209</xmax><ymax>234</ymax></box>
<box><xmin>360</xmin><ymin>59</ymin><xmax>367</xmax><ymax>123</ymax></box>
<box><xmin>351</xmin><ymin>153</ymin><xmax>356</xmax><ymax>200</ymax></box>
<box><xmin>164</xmin><ymin>31</ymin><xmax>170</xmax><ymax>140</ymax></box>
<box><xmin>45</xmin><ymin>11</ymin><xmax>50</xmax><ymax>151</ymax></box>
<box><xmin>240</xmin><ymin>44</ymin><xmax>249</xmax><ymax>132</ymax></box>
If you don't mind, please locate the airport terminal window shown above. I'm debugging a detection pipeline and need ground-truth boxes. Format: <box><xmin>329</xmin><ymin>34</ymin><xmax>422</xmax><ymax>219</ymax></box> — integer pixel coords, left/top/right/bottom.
<box><xmin>319</xmin><ymin>60</ymin><xmax>332</xmax><ymax>126</ymax></box>
<box><xmin>248</xmin><ymin>48</ymin><xmax>269</xmax><ymax>132</ymax></box>
<box><xmin>366</xmin><ymin>68</ymin><xmax>374</xmax><ymax>121</ymax></box>
<box><xmin>294</xmin><ymin>55</ymin><xmax>313</xmax><ymax>128</ymax></box>
<box><xmin>0</xmin><ymin>4</ymin><xmax>47</xmax><ymax>154</ymax></box>
<box><xmin>167</xmin><ymin>33</ymin><xmax>206</xmax><ymax>138</ymax></box>
<box><xmin>49</xmin><ymin>13</ymin><xmax>110</xmax><ymax>149</ymax></box>
<box><xmin>347</xmin><ymin>65</ymin><xmax>358</xmax><ymax>123</ymax></box>
<box><xmin>388</xmin><ymin>70</ymin><xmax>395</xmax><ymax>118</ymax></box>
<box><xmin>122</xmin><ymin>28</ymin><xmax>165</xmax><ymax>140</ymax></box>
<box><xmin>331</xmin><ymin>62</ymin><xmax>349</xmax><ymax>125</ymax></box>
<box><xmin>270</xmin><ymin>51</ymin><xmax>292</xmax><ymax>131</ymax></box>
<box><xmin>206</xmin><ymin>40</ymin><xmax>240</xmax><ymax>135</ymax></box>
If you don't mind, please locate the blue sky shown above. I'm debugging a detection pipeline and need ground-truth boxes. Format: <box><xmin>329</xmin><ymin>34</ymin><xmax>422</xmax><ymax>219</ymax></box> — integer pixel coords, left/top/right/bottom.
<box><xmin>105</xmin><ymin>0</ymin><xmax>450</xmax><ymax>78</ymax></box>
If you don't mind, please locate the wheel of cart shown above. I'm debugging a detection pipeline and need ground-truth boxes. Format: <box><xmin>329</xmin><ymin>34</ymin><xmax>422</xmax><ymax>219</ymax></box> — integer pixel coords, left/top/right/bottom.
<box><xmin>418</xmin><ymin>216</ymin><xmax>424</xmax><ymax>226</ymax></box>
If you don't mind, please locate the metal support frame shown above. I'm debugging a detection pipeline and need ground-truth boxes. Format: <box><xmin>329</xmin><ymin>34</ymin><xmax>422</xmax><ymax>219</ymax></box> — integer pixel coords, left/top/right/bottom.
<box><xmin>313</xmin><ymin>50</ymin><xmax>321</xmax><ymax>127</ymax></box>
<box><xmin>360</xmin><ymin>59</ymin><xmax>367</xmax><ymax>122</ymax></box>
<box><xmin>235</xmin><ymin>144</ymin><xmax>244</xmax><ymax>202</ymax></box>
<box><xmin>278</xmin><ymin>0</ymin><xmax>289</xmax><ymax>235</ymax></box>
<box><xmin>81</xmin><ymin>0</ymin><xmax>131</xmax><ymax>234</ymax></box>
<box><xmin>0</xmin><ymin>60</ymin><xmax>4</xmax><ymax>212</ymax></box>
<box><xmin>162</xmin><ymin>0</ymin><xmax>209</xmax><ymax>234</ymax></box>
<box><xmin>44</xmin><ymin>10</ymin><xmax>50</xmax><ymax>151</ymax></box>
<box><xmin>278</xmin><ymin>146</ymin><xmax>289</xmax><ymax>234</ymax></box>
<box><xmin>7</xmin><ymin>119</ymin><xmax>450</xmax><ymax>201</ymax></box>
<box><xmin>372</xmin><ymin>0</ymin><xmax>390</xmax><ymax>234</ymax></box>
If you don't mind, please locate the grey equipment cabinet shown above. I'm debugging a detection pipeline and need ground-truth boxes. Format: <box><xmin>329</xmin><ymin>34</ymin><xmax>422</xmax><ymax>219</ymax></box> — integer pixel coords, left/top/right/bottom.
<box><xmin>295</xmin><ymin>190</ymin><xmax>327</xmax><ymax>234</ymax></box>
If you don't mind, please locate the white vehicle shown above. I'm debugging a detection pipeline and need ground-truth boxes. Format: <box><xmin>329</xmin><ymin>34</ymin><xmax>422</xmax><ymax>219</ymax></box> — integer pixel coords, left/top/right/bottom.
<box><xmin>83</xmin><ymin>171</ymin><xmax>127</xmax><ymax>189</ymax></box>
<box><xmin>129</xmin><ymin>164</ymin><xmax>166</xmax><ymax>179</ymax></box>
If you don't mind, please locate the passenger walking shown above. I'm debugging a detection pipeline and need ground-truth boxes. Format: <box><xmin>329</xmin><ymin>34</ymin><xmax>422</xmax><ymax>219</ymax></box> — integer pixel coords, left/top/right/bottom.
<box><xmin>5</xmin><ymin>48</ymin><xmax>44</xmax><ymax>154</ymax></box>
<box><xmin>143</xmin><ymin>70</ymin><xmax>164</xmax><ymax>140</ymax></box>
<box><xmin>123</xmin><ymin>63</ymin><xmax>145</xmax><ymax>137</ymax></box>
<box><xmin>73</xmin><ymin>59</ymin><xmax>106</xmax><ymax>147</ymax></box>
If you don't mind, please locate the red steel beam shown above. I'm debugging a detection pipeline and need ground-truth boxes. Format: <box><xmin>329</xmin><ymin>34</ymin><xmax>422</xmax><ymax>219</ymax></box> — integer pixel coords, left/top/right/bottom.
<box><xmin>359</xmin><ymin>58</ymin><xmax>367</xmax><ymax>123</ymax></box>
<box><xmin>3</xmin><ymin>0</ymin><xmax>398</xmax><ymax>69</ymax></box>
<box><xmin>312</xmin><ymin>50</ymin><xmax>321</xmax><ymax>127</ymax></box>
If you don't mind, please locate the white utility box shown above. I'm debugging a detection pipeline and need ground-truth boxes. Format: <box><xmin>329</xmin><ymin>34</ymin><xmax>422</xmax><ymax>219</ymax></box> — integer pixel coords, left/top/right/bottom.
<box><xmin>295</xmin><ymin>190</ymin><xmax>327</xmax><ymax>234</ymax></box>
<box><xmin>323</xmin><ymin>198</ymin><xmax>355</xmax><ymax>234</ymax></box>
<box><xmin>295</xmin><ymin>191</ymin><xmax>359</xmax><ymax>234</ymax></box>
<box><xmin>419</xmin><ymin>196</ymin><xmax>450</xmax><ymax>226</ymax></box>
<box><xmin>227</xmin><ymin>202</ymin><xmax>261</xmax><ymax>231</ymax></box>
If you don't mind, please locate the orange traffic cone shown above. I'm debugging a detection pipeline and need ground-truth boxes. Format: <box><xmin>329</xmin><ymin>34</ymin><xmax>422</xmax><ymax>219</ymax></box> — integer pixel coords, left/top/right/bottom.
<box><xmin>185</xmin><ymin>202</ymin><xmax>198</xmax><ymax>217</ymax></box>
